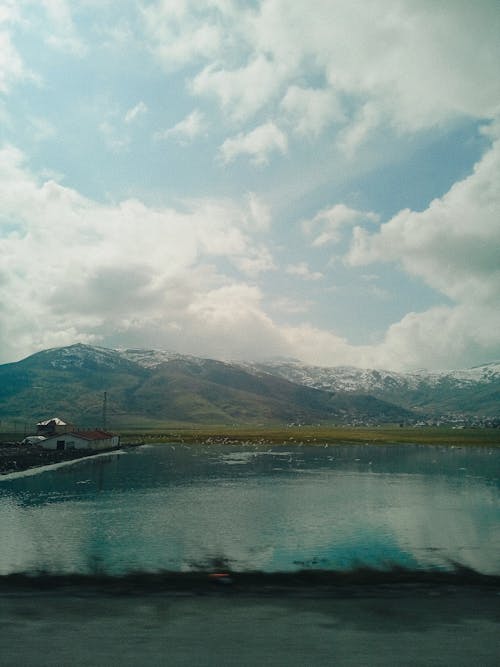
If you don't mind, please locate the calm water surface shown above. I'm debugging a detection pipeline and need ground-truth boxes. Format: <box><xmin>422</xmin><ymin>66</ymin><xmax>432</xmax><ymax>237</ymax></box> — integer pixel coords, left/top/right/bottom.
<box><xmin>0</xmin><ymin>443</ymin><xmax>498</xmax><ymax>575</ymax></box>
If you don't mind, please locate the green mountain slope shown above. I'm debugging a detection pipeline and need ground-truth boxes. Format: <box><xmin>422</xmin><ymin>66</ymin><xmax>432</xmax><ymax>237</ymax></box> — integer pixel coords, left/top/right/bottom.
<box><xmin>0</xmin><ymin>344</ymin><xmax>411</xmax><ymax>427</ymax></box>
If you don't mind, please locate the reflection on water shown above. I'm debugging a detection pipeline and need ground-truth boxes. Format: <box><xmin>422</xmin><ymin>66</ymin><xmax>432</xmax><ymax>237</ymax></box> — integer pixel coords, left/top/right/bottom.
<box><xmin>0</xmin><ymin>443</ymin><xmax>498</xmax><ymax>575</ymax></box>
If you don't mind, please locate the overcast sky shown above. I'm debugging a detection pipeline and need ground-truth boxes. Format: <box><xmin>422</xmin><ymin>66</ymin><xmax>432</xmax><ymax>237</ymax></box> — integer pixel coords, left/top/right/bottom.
<box><xmin>1</xmin><ymin>1</ymin><xmax>499</xmax><ymax>369</ymax></box>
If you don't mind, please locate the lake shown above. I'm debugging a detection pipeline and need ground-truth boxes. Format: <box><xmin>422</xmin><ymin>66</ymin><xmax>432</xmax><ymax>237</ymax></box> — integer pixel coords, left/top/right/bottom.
<box><xmin>0</xmin><ymin>443</ymin><xmax>498</xmax><ymax>576</ymax></box>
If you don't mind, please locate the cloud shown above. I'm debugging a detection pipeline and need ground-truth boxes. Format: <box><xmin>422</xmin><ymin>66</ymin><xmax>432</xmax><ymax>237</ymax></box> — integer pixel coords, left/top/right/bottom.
<box><xmin>192</xmin><ymin>55</ymin><xmax>289</xmax><ymax>122</ymax></box>
<box><xmin>144</xmin><ymin>1</ymin><xmax>500</xmax><ymax>148</ymax></box>
<box><xmin>185</xmin><ymin>284</ymin><xmax>286</xmax><ymax>360</ymax></box>
<box><xmin>246</xmin><ymin>192</ymin><xmax>271</xmax><ymax>232</ymax></box>
<box><xmin>285</xmin><ymin>262</ymin><xmax>323</xmax><ymax>281</ymax></box>
<box><xmin>0</xmin><ymin>148</ymin><xmax>368</xmax><ymax>368</ymax></box>
<box><xmin>281</xmin><ymin>85</ymin><xmax>344</xmax><ymax>137</ymax></box>
<box><xmin>337</xmin><ymin>102</ymin><xmax>381</xmax><ymax>157</ymax></box>
<box><xmin>140</xmin><ymin>0</ymin><xmax>225</xmax><ymax>71</ymax></box>
<box><xmin>155</xmin><ymin>109</ymin><xmax>206</xmax><ymax>143</ymax></box>
<box><xmin>344</xmin><ymin>134</ymin><xmax>500</xmax><ymax>369</ymax></box>
<box><xmin>281</xmin><ymin>324</ymin><xmax>370</xmax><ymax>369</ymax></box>
<box><xmin>371</xmin><ymin>304</ymin><xmax>500</xmax><ymax>371</ymax></box>
<box><xmin>27</xmin><ymin>116</ymin><xmax>56</xmax><ymax>142</ymax></box>
<box><xmin>124</xmin><ymin>101</ymin><xmax>148</xmax><ymax>124</ymax></box>
<box><xmin>2</xmin><ymin>3</ymin><xmax>500</xmax><ymax>372</ymax></box>
<box><xmin>347</xmin><ymin>136</ymin><xmax>500</xmax><ymax>304</ymax></box>
<box><xmin>0</xmin><ymin>30</ymin><xmax>26</xmax><ymax>93</ymax></box>
<box><xmin>303</xmin><ymin>204</ymin><xmax>379</xmax><ymax>247</ymax></box>
<box><xmin>2</xmin><ymin>137</ymin><xmax>499</xmax><ymax>370</ymax></box>
<box><xmin>98</xmin><ymin>119</ymin><xmax>130</xmax><ymax>153</ymax></box>
<box><xmin>219</xmin><ymin>122</ymin><xmax>288</xmax><ymax>166</ymax></box>
<box><xmin>0</xmin><ymin>145</ymin><xmax>279</xmax><ymax>362</ymax></box>
<box><xmin>232</xmin><ymin>247</ymin><xmax>276</xmax><ymax>277</ymax></box>
<box><xmin>271</xmin><ymin>297</ymin><xmax>311</xmax><ymax>315</ymax></box>
<box><xmin>359</xmin><ymin>274</ymin><xmax>389</xmax><ymax>301</ymax></box>
<box><xmin>0</xmin><ymin>2</ymin><xmax>21</xmax><ymax>25</ymax></box>
<box><xmin>40</xmin><ymin>0</ymin><xmax>86</xmax><ymax>56</ymax></box>
<box><xmin>99</xmin><ymin>99</ymin><xmax>149</xmax><ymax>152</ymax></box>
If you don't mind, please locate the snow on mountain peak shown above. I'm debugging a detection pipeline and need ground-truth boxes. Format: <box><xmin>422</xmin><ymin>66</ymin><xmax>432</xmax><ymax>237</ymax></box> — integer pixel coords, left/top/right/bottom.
<box><xmin>117</xmin><ymin>348</ymin><xmax>181</xmax><ymax>368</ymax></box>
<box><xmin>239</xmin><ymin>358</ymin><xmax>500</xmax><ymax>395</ymax></box>
<box><xmin>41</xmin><ymin>344</ymin><xmax>500</xmax><ymax>394</ymax></box>
<box><xmin>46</xmin><ymin>343</ymin><xmax>121</xmax><ymax>369</ymax></box>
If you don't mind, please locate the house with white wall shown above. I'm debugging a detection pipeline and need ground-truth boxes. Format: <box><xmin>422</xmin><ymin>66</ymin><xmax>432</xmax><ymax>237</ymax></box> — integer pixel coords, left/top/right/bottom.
<box><xmin>40</xmin><ymin>430</ymin><xmax>119</xmax><ymax>451</ymax></box>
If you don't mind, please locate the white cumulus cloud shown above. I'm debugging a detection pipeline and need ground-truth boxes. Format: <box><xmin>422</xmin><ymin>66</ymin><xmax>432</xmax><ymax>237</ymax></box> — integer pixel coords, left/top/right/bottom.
<box><xmin>0</xmin><ymin>145</ymin><xmax>279</xmax><ymax>362</ymax></box>
<box><xmin>285</xmin><ymin>262</ymin><xmax>323</xmax><ymax>281</ymax></box>
<box><xmin>124</xmin><ymin>101</ymin><xmax>148</xmax><ymax>124</ymax></box>
<box><xmin>40</xmin><ymin>0</ymin><xmax>86</xmax><ymax>56</ymax></box>
<box><xmin>140</xmin><ymin>0</ymin><xmax>225</xmax><ymax>71</ymax></box>
<box><xmin>219</xmin><ymin>121</ymin><xmax>288</xmax><ymax>166</ymax></box>
<box><xmin>281</xmin><ymin>85</ymin><xmax>344</xmax><ymax>137</ymax></box>
<box><xmin>144</xmin><ymin>1</ymin><xmax>500</xmax><ymax>146</ymax></box>
<box><xmin>304</xmin><ymin>204</ymin><xmax>379</xmax><ymax>247</ymax></box>
<box><xmin>155</xmin><ymin>109</ymin><xmax>206</xmax><ymax>143</ymax></box>
<box><xmin>0</xmin><ymin>30</ymin><xmax>26</xmax><ymax>93</ymax></box>
<box><xmin>345</xmin><ymin>133</ymin><xmax>500</xmax><ymax>369</ymax></box>
<box><xmin>192</xmin><ymin>55</ymin><xmax>290</xmax><ymax>122</ymax></box>
<box><xmin>347</xmin><ymin>137</ymin><xmax>500</xmax><ymax>304</ymax></box>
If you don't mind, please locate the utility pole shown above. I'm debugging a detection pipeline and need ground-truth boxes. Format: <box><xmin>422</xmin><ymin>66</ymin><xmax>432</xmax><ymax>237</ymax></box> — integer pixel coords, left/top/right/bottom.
<box><xmin>102</xmin><ymin>391</ymin><xmax>107</xmax><ymax>431</ymax></box>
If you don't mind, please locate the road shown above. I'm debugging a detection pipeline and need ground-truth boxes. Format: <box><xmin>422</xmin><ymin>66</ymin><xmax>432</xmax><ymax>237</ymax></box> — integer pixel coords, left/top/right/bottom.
<box><xmin>0</xmin><ymin>587</ymin><xmax>498</xmax><ymax>666</ymax></box>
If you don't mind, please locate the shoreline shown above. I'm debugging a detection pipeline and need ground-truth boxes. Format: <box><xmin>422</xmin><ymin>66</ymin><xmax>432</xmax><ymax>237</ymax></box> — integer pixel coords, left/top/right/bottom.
<box><xmin>0</xmin><ymin>444</ymin><xmax>125</xmax><ymax>477</ymax></box>
<box><xmin>2</xmin><ymin>426</ymin><xmax>499</xmax><ymax>477</ymax></box>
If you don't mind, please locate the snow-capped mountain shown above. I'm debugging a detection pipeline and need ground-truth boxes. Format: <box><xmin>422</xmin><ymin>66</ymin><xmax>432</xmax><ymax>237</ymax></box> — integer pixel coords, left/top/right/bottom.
<box><xmin>117</xmin><ymin>348</ymin><xmax>196</xmax><ymax>368</ymax></box>
<box><xmin>4</xmin><ymin>344</ymin><xmax>500</xmax><ymax>420</ymax></box>
<box><xmin>1</xmin><ymin>344</ymin><xmax>411</xmax><ymax>425</ymax></box>
<box><xmin>241</xmin><ymin>360</ymin><xmax>500</xmax><ymax>415</ymax></box>
<box><xmin>41</xmin><ymin>343</ymin><xmax>196</xmax><ymax>370</ymax></box>
<box><xmin>242</xmin><ymin>360</ymin><xmax>500</xmax><ymax>392</ymax></box>
<box><xmin>41</xmin><ymin>343</ymin><xmax>500</xmax><ymax>392</ymax></box>
<box><xmin>44</xmin><ymin>343</ymin><xmax>125</xmax><ymax>370</ymax></box>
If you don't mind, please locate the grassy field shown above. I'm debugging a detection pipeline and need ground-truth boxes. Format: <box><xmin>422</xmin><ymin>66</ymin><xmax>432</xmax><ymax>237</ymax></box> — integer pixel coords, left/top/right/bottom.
<box><xmin>2</xmin><ymin>423</ymin><xmax>498</xmax><ymax>447</ymax></box>
<box><xmin>117</xmin><ymin>424</ymin><xmax>500</xmax><ymax>447</ymax></box>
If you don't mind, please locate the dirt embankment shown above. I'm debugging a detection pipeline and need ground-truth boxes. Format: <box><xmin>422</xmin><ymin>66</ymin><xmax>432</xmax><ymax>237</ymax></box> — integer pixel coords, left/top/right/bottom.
<box><xmin>0</xmin><ymin>444</ymin><xmax>109</xmax><ymax>475</ymax></box>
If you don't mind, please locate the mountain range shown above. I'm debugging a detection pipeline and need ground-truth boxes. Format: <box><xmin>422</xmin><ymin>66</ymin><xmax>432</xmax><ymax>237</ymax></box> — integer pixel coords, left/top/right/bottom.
<box><xmin>243</xmin><ymin>359</ymin><xmax>500</xmax><ymax>417</ymax></box>
<box><xmin>0</xmin><ymin>344</ymin><xmax>499</xmax><ymax>428</ymax></box>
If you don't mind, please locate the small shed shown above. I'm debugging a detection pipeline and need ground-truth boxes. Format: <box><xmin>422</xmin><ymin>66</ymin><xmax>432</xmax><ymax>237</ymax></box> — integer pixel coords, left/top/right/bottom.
<box><xmin>40</xmin><ymin>430</ymin><xmax>120</xmax><ymax>452</ymax></box>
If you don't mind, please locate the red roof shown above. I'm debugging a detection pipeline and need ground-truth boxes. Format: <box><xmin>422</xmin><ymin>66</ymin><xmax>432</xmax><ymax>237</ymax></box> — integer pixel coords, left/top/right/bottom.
<box><xmin>71</xmin><ymin>430</ymin><xmax>115</xmax><ymax>441</ymax></box>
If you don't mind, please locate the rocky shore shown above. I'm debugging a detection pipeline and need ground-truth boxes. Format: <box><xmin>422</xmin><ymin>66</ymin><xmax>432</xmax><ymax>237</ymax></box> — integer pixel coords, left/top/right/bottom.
<box><xmin>0</xmin><ymin>444</ymin><xmax>110</xmax><ymax>475</ymax></box>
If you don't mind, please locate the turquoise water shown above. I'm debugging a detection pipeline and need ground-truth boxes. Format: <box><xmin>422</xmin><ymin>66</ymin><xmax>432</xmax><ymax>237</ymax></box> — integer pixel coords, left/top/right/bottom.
<box><xmin>0</xmin><ymin>443</ymin><xmax>498</xmax><ymax>575</ymax></box>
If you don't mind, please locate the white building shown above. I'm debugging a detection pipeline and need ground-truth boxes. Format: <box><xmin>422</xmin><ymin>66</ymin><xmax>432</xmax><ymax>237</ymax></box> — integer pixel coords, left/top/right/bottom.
<box><xmin>40</xmin><ymin>430</ymin><xmax>119</xmax><ymax>451</ymax></box>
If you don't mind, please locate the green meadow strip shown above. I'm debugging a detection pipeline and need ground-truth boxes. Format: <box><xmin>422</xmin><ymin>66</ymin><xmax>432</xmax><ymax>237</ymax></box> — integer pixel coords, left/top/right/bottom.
<box><xmin>118</xmin><ymin>425</ymin><xmax>500</xmax><ymax>447</ymax></box>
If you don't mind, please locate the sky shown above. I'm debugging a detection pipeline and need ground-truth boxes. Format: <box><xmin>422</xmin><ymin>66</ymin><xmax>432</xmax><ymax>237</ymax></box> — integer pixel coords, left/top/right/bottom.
<box><xmin>0</xmin><ymin>0</ymin><xmax>499</xmax><ymax>370</ymax></box>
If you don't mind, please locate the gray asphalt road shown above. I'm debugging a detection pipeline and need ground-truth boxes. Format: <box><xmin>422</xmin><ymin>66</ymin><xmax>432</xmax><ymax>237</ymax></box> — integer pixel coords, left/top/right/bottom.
<box><xmin>0</xmin><ymin>589</ymin><xmax>498</xmax><ymax>666</ymax></box>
